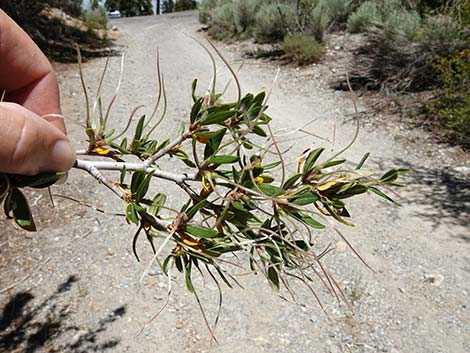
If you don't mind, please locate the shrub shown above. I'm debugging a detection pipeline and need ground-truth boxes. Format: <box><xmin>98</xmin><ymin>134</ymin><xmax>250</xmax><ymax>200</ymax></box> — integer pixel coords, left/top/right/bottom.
<box><xmin>347</xmin><ymin>1</ymin><xmax>381</xmax><ymax>33</ymax></box>
<box><xmin>308</xmin><ymin>2</ymin><xmax>331</xmax><ymax>42</ymax></box>
<box><xmin>283</xmin><ymin>33</ymin><xmax>324</xmax><ymax>65</ymax></box>
<box><xmin>428</xmin><ymin>50</ymin><xmax>470</xmax><ymax>144</ymax></box>
<box><xmin>383</xmin><ymin>9</ymin><xmax>422</xmax><ymax>40</ymax></box>
<box><xmin>233</xmin><ymin>0</ymin><xmax>261</xmax><ymax>34</ymax></box>
<box><xmin>83</xmin><ymin>6</ymin><xmax>108</xmax><ymax>31</ymax></box>
<box><xmin>207</xmin><ymin>2</ymin><xmax>236</xmax><ymax>40</ymax></box>
<box><xmin>174</xmin><ymin>0</ymin><xmax>197</xmax><ymax>12</ymax></box>
<box><xmin>320</xmin><ymin>0</ymin><xmax>352</xmax><ymax>28</ymax></box>
<box><xmin>253</xmin><ymin>3</ymin><xmax>295</xmax><ymax>43</ymax></box>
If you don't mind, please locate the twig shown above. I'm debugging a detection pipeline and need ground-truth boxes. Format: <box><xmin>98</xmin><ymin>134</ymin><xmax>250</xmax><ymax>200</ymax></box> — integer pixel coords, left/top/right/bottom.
<box><xmin>74</xmin><ymin>159</ymin><xmax>198</xmax><ymax>184</ymax></box>
<box><xmin>0</xmin><ymin>257</ymin><xmax>51</xmax><ymax>294</ymax></box>
<box><xmin>143</xmin><ymin>131</ymin><xmax>192</xmax><ymax>168</ymax></box>
<box><xmin>74</xmin><ymin>160</ymin><xmax>130</xmax><ymax>201</ymax></box>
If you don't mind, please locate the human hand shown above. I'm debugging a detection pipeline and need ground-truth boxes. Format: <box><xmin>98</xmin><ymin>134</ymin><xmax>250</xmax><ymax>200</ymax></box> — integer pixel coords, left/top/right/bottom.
<box><xmin>0</xmin><ymin>10</ymin><xmax>75</xmax><ymax>175</ymax></box>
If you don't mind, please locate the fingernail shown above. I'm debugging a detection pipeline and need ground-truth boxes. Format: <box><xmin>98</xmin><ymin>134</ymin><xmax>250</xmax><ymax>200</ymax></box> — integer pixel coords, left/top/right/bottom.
<box><xmin>41</xmin><ymin>140</ymin><xmax>76</xmax><ymax>173</ymax></box>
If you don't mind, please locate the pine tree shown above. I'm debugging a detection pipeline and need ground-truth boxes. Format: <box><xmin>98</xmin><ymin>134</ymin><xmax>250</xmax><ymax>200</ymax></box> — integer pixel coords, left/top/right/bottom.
<box><xmin>105</xmin><ymin>0</ymin><xmax>154</xmax><ymax>17</ymax></box>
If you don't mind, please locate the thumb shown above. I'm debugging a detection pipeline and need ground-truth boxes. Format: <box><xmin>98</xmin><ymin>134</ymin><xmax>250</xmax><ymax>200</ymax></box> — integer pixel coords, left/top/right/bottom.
<box><xmin>0</xmin><ymin>102</ymin><xmax>75</xmax><ymax>175</ymax></box>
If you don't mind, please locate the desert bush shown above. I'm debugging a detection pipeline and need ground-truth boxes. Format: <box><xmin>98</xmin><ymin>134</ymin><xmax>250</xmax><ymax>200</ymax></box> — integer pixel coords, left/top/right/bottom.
<box><xmin>428</xmin><ymin>50</ymin><xmax>470</xmax><ymax>144</ymax></box>
<box><xmin>347</xmin><ymin>1</ymin><xmax>381</xmax><ymax>33</ymax></box>
<box><xmin>319</xmin><ymin>0</ymin><xmax>352</xmax><ymax>29</ymax></box>
<box><xmin>253</xmin><ymin>3</ymin><xmax>295</xmax><ymax>43</ymax></box>
<box><xmin>207</xmin><ymin>2</ymin><xmax>237</xmax><ymax>40</ymax></box>
<box><xmin>308</xmin><ymin>2</ymin><xmax>332</xmax><ymax>42</ymax></box>
<box><xmin>198</xmin><ymin>0</ymin><xmax>220</xmax><ymax>24</ymax></box>
<box><xmin>233</xmin><ymin>0</ymin><xmax>261</xmax><ymax>34</ymax></box>
<box><xmin>283</xmin><ymin>33</ymin><xmax>324</xmax><ymax>64</ymax></box>
<box><xmin>383</xmin><ymin>8</ymin><xmax>422</xmax><ymax>40</ymax></box>
<box><xmin>83</xmin><ymin>6</ymin><xmax>108</xmax><ymax>31</ymax></box>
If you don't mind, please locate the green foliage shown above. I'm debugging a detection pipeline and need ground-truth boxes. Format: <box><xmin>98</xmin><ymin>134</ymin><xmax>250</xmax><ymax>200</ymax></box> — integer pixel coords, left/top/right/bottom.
<box><xmin>308</xmin><ymin>1</ymin><xmax>332</xmax><ymax>42</ymax></box>
<box><xmin>198</xmin><ymin>0</ymin><xmax>219</xmax><ymax>24</ymax></box>
<box><xmin>318</xmin><ymin>0</ymin><xmax>352</xmax><ymax>28</ymax></box>
<box><xmin>347</xmin><ymin>0</ymin><xmax>422</xmax><ymax>38</ymax></box>
<box><xmin>1</xmin><ymin>52</ymin><xmax>407</xmax><ymax>317</ymax></box>
<box><xmin>428</xmin><ymin>50</ymin><xmax>470</xmax><ymax>144</ymax></box>
<box><xmin>175</xmin><ymin>0</ymin><xmax>197</xmax><ymax>12</ymax></box>
<box><xmin>383</xmin><ymin>8</ymin><xmax>421</xmax><ymax>40</ymax></box>
<box><xmin>283</xmin><ymin>33</ymin><xmax>324</xmax><ymax>65</ymax></box>
<box><xmin>162</xmin><ymin>0</ymin><xmax>174</xmax><ymax>13</ymax></box>
<box><xmin>233</xmin><ymin>0</ymin><xmax>261</xmax><ymax>34</ymax></box>
<box><xmin>207</xmin><ymin>2</ymin><xmax>237</xmax><ymax>40</ymax></box>
<box><xmin>347</xmin><ymin>1</ymin><xmax>381</xmax><ymax>33</ymax></box>
<box><xmin>105</xmin><ymin>0</ymin><xmax>153</xmax><ymax>16</ymax></box>
<box><xmin>253</xmin><ymin>3</ymin><xmax>294</xmax><ymax>43</ymax></box>
<box><xmin>83</xmin><ymin>6</ymin><xmax>109</xmax><ymax>31</ymax></box>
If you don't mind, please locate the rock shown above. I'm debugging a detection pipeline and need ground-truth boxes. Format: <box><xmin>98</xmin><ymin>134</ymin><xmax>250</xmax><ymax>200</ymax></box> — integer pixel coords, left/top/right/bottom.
<box><xmin>454</xmin><ymin>166</ymin><xmax>470</xmax><ymax>175</ymax></box>
<box><xmin>424</xmin><ymin>273</ymin><xmax>445</xmax><ymax>286</ymax></box>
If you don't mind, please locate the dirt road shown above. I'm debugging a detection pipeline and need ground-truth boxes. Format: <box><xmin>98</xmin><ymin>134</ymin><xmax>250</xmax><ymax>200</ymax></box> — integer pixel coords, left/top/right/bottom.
<box><xmin>1</xmin><ymin>12</ymin><xmax>469</xmax><ymax>353</ymax></box>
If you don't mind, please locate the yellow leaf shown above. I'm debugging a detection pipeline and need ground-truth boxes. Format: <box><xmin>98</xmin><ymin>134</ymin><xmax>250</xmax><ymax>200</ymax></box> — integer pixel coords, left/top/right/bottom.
<box><xmin>316</xmin><ymin>176</ymin><xmax>348</xmax><ymax>192</ymax></box>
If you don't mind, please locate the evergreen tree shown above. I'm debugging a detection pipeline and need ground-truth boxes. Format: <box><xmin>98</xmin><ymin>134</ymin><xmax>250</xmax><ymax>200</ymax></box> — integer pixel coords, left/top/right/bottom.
<box><xmin>105</xmin><ymin>0</ymin><xmax>153</xmax><ymax>17</ymax></box>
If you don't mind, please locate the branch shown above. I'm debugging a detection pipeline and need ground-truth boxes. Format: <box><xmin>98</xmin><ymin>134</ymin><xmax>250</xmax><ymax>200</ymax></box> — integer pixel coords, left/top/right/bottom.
<box><xmin>74</xmin><ymin>159</ymin><xmax>198</xmax><ymax>185</ymax></box>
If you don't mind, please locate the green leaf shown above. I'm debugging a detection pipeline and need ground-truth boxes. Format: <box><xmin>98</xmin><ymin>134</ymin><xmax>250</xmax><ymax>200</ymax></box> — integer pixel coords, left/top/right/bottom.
<box><xmin>126</xmin><ymin>204</ymin><xmax>139</xmax><ymax>224</ymax></box>
<box><xmin>320</xmin><ymin>159</ymin><xmax>346</xmax><ymax>169</ymax></box>
<box><xmin>356</xmin><ymin>152</ymin><xmax>370</xmax><ymax>170</ymax></box>
<box><xmin>130</xmin><ymin>171</ymin><xmax>145</xmax><ymax>194</ymax></box>
<box><xmin>291</xmin><ymin>211</ymin><xmax>325</xmax><ymax>229</ymax></box>
<box><xmin>204</xmin><ymin>128</ymin><xmax>226</xmax><ymax>160</ymax></box>
<box><xmin>185</xmin><ymin>259</ymin><xmax>194</xmax><ymax>293</ymax></box>
<box><xmin>252</xmin><ymin>91</ymin><xmax>266</xmax><ymax>107</ymax></box>
<box><xmin>303</xmin><ymin>147</ymin><xmax>324</xmax><ymax>174</ymax></box>
<box><xmin>185</xmin><ymin>225</ymin><xmax>220</xmax><ymax>239</ymax></box>
<box><xmin>9</xmin><ymin>188</ymin><xmax>36</xmax><ymax>231</ymax></box>
<box><xmin>148</xmin><ymin>193</ymin><xmax>167</xmax><ymax>216</ymax></box>
<box><xmin>191</xmin><ymin>78</ymin><xmax>198</xmax><ymax>102</ymax></box>
<box><xmin>291</xmin><ymin>192</ymin><xmax>319</xmax><ymax>205</ymax></box>
<box><xmin>369</xmin><ymin>186</ymin><xmax>400</xmax><ymax>205</ymax></box>
<box><xmin>175</xmin><ymin>255</ymin><xmax>183</xmax><ymax>273</ymax></box>
<box><xmin>162</xmin><ymin>255</ymin><xmax>172</xmax><ymax>274</ymax></box>
<box><xmin>252</xmin><ymin>125</ymin><xmax>267</xmax><ymax>137</ymax></box>
<box><xmin>190</xmin><ymin>97</ymin><xmax>203</xmax><ymax>123</ymax></box>
<box><xmin>239</xmin><ymin>93</ymin><xmax>253</xmax><ymax>111</ymax></box>
<box><xmin>282</xmin><ymin>174</ymin><xmax>302</xmax><ymax>190</ymax></box>
<box><xmin>133</xmin><ymin>115</ymin><xmax>146</xmax><ymax>141</ymax></box>
<box><xmin>267</xmin><ymin>266</ymin><xmax>280</xmax><ymax>289</ymax></box>
<box><xmin>201</xmin><ymin>110</ymin><xmax>236</xmax><ymax>126</ymax></box>
<box><xmin>209</xmin><ymin>155</ymin><xmax>240</xmax><ymax>165</ymax></box>
<box><xmin>119</xmin><ymin>166</ymin><xmax>127</xmax><ymax>185</ymax></box>
<box><xmin>173</xmin><ymin>150</ymin><xmax>197</xmax><ymax>167</ymax></box>
<box><xmin>186</xmin><ymin>199</ymin><xmax>208</xmax><ymax>220</ymax></box>
<box><xmin>135</xmin><ymin>173</ymin><xmax>153</xmax><ymax>202</ymax></box>
<box><xmin>97</xmin><ymin>97</ymin><xmax>105</xmax><ymax>134</ymax></box>
<box><xmin>257</xmin><ymin>183</ymin><xmax>279</xmax><ymax>196</ymax></box>
<box><xmin>263</xmin><ymin>161</ymin><xmax>281</xmax><ymax>170</ymax></box>
<box><xmin>120</xmin><ymin>137</ymin><xmax>128</xmax><ymax>150</ymax></box>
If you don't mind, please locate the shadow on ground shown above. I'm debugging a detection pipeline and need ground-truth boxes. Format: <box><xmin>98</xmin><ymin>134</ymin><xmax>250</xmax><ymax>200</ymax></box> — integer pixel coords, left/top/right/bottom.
<box><xmin>0</xmin><ymin>275</ymin><xmax>126</xmax><ymax>353</ymax></box>
<box><xmin>394</xmin><ymin>158</ymin><xmax>470</xmax><ymax>240</ymax></box>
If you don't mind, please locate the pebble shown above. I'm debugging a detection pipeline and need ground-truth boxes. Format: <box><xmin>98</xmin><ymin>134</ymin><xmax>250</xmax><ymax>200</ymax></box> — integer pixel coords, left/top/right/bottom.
<box><xmin>424</xmin><ymin>274</ymin><xmax>445</xmax><ymax>286</ymax></box>
<box><xmin>454</xmin><ymin>166</ymin><xmax>470</xmax><ymax>175</ymax></box>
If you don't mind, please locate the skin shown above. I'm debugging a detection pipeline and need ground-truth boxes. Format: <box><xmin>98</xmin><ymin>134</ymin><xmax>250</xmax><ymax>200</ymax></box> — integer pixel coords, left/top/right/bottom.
<box><xmin>0</xmin><ymin>9</ymin><xmax>75</xmax><ymax>175</ymax></box>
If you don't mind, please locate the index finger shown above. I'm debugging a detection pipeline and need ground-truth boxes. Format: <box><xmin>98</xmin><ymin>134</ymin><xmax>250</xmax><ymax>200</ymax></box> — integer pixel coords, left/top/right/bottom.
<box><xmin>0</xmin><ymin>9</ymin><xmax>65</xmax><ymax>133</ymax></box>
